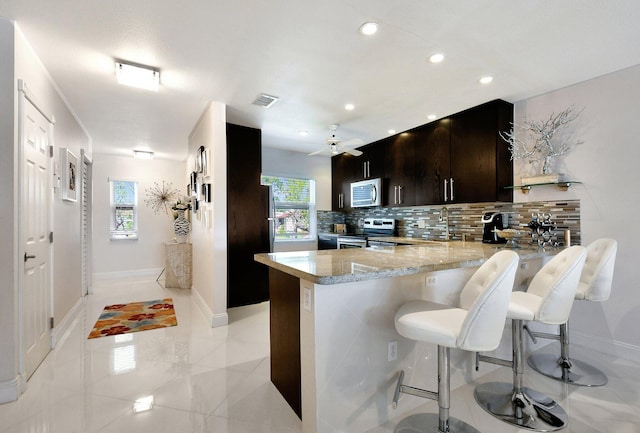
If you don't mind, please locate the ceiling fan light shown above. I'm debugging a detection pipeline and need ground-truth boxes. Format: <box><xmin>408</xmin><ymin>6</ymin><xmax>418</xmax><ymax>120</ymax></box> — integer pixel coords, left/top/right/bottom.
<box><xmin>479</xmin><ymin>75</ymin><xmax>494</xmax><ymax>84</ymax></box>
<box><xmin>330</xmin><ymin>143</ymin><xmax>339</xmax><ymax>155</ymax></box>
<box><xmin>345</xmin><ymin>103</ymin><xmax>355</xmax><ymax>111</ymax></box>
<box><xmin>115</xmin><ymin>61</ymin><xmax>160</xmax><ymax>91</ymax></box>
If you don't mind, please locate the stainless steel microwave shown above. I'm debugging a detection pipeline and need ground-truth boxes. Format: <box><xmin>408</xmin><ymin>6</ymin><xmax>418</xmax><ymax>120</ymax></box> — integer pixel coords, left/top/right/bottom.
<box><xmin>351</xmin><ymin>178</ymin><xmax>382</xmax><ymax>207</ymax></box>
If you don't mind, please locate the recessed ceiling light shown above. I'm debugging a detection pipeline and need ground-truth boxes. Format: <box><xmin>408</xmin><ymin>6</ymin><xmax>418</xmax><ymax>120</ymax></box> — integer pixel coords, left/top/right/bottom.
<box><xmin>479</xmin><ymin>76</ymin><xmax>494</xmax><ymax>84</ymax></box>
<box><xmin>429</xmin><ymin>53</ymin><xmax>445</xmax><ymax>63</ymax></box>
<box><xmin>133</xmin><ymin>150</ymin><xmax>154</xmax><ymax>159</ymax></box>
<box><xmin>345</xmin><ymin>103</ymin><xmax>355</xmax><ymax>111</ymax></box>
<box><xmin>115</xmin><ymin>61</ymin><xmax>160</xmax><ymax>91</ymax></box>
<box><xmin>299</xmin><ymin>130</ymin><xmax>309</xmax><ymax>136</ymax></box>
<box><xmin>359</xmin><ymin>22</ymin><xmax>378</xmax><ymax>36</ymax></box>
<box><xmin>388</xmin><ymin>129</ymin><xmax>396</xmax><ymax>134</ymax></box>
<box><xmin>427</xmin><ymin>114</ymin><xmax>437</xmax><ymax>120</ymax></box>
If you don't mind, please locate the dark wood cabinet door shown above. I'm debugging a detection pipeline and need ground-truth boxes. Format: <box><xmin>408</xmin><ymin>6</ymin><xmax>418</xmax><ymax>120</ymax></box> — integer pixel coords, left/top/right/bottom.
<box><xmin>449</xmin><ymin>100</ymin><xmax>513</xmax><ymax>203</ymax></box>
<box><xmin>385</xmin><ymin>133</ymin><xmax>416</xmax><ymax>206</ymax></box>
<box><xmin>415</xmin><ymin>119</ymin><xmax>451</xmax><ymax>205</ymax></box>
<box><xmin>359</xmin><ymin>141</ymin><xmax>385</xmax><ymax>180</ymax></box>
<box><xmin>331</xmin><ymin>153</ymin><xmax>359</xmax><ymax>210</ymax></box>
<box><xmin>226</xmin><ymin>123</ymin><xmax>269</xmax><ymax>308</ymax></box>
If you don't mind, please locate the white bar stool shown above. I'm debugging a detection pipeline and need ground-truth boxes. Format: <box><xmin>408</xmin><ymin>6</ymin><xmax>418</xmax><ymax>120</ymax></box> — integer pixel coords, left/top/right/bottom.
<box><xmin>392</xmin><ymin>250</ymin><xmax>519</xmax><ymax>433</ymax></box>
<box><xmin>527</xmin><ymin>238</ymin><xmax>617</xmax><ymax>386</ymax></box>
<box><xmin>474</xmin><ymin>245</ymin><xmax>586</xmax><ymax>431</ymax></box>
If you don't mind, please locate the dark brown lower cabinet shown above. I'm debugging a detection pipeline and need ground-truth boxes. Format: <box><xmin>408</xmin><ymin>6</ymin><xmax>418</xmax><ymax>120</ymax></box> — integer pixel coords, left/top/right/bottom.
<box><xmin>268</xmin><ymin>268</ymin><xmax>301</xmax><ymax>418</ymax></box>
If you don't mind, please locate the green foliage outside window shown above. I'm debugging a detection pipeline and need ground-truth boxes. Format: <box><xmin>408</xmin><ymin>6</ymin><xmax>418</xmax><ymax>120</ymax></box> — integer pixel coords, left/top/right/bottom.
<box><xmin>261</xmin><ymin>175</ymin><xmax>315</xmax><ymax>240</ymax></box>
<box><xmin>111</xmin><ymin>180</ymin><xmax>137</xmax><ymax>238</ymax></box>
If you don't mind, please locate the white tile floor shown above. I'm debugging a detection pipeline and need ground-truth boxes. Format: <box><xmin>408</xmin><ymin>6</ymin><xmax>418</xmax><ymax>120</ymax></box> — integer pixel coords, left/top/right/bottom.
<box><xmin>1</xmin><ymin>275</ymin><xmax>639</xmax><ymax>433</ymax></box>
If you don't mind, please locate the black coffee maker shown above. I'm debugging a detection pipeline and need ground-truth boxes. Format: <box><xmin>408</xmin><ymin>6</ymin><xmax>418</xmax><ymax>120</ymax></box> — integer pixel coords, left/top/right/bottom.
<box><xmin>482</xmin><ymin>212</ymin><xmax>508</xmax><ymax>244</ymax></box>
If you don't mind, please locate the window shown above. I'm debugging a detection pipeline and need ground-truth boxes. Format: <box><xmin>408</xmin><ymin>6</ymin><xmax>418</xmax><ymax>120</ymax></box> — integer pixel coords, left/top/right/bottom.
<box><xmin>110</xmin><ymin>180</ymin><xmax>138</xmax><ymax>239</ymax></box>
<box><xmin>261</xmin><ymin>175</ymin><xmax>316</xmax><ymax>241</ymax></box>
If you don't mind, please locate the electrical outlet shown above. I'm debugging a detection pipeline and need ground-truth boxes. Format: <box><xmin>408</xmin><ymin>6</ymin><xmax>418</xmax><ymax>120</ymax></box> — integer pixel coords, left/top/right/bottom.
<box><xmin>425</xmin><ymin>275</ymin><xmax>437</xmax><ymax>286</ymax></box>
<box><xmin>303</xmin><ymin>287</ymin><xmax>312</xmax><ymax>312</ymax></box>
<box><xmin>417</xmin><ymin>219</ymin><xmax>426</xmax><ymax>229</ymax></box>
<box><xmin>388</xmin><ymin>341</ymin><xmax>398</xmax><ymax>362</ymax></box>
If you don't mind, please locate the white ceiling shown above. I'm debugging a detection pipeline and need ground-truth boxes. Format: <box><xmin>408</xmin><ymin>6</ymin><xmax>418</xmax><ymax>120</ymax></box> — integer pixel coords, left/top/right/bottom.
<box><xmin>2</xmin><ymin>1</ymin><xmax>639</xmax><ymax>160</ymax></box>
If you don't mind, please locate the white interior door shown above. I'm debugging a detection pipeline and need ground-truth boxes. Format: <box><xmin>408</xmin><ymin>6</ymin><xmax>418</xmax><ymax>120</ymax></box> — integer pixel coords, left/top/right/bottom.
<box><xmin>21</xmin><ymin>90</ymin><xmax>53</xmax><ymax>379</ymax></box>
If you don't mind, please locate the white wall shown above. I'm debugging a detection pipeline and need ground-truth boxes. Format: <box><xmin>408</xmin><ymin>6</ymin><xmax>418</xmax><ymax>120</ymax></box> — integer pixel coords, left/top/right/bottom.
<box><xmin>513</xmin><ymin>65</ymin><xmax>640</xmax><ymax>360</ymax></box>
<box><xmin>188</xmin><ymin>102</ymin><xmax>228</xmax><ymax>327</ymax></box>
<box><xmin>262</xmin><ymin>147</ymin><xmax>332</xmax><ymax>251</ymax></box>
<box><xmin>91</xmin><ymin>154</ymin><xmax>187</xmax><ymax>277</ymax></box>
<box><xmin>1</xmin><ymin>20</ymin><xmax>91</xmax><ymax>402</ymax></box>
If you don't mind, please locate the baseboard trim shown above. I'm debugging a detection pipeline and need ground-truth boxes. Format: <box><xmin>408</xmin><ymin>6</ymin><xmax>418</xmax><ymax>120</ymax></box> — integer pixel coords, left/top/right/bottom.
<box><xmin>212</xmin><ymin>312</ymin><xmax>229</xmax><ymax>328</ymax></box>
<box><xmin>92</xmin><ymin>268</ymin><xmax>163</xmax><ymax>280</ymax></box>
<box><xmin>192</xmin><ymin>288</ymin><xmax>228</xmax><ymax>328</ymax></box>
<box><xmin>51</xmin><ymin>297</ymin><xmax>83</xmax><ymax>349</ymax></box>
<box><xmin>0</xmin><ymin>374</ymin><xmax>25</xmax><ymax>405</ymax></box>
<box><xmin>571</xmin><ymin>329</ymin><xmax>640</xmax><ymax>363</ymax></box>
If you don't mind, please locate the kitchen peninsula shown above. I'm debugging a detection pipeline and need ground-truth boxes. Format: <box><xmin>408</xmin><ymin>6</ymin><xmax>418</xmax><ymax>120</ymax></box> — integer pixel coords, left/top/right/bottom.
<box><xmin>255</xmin><ymin>241</ymin><xmax>558</xmax><ymax>433</ymax></box>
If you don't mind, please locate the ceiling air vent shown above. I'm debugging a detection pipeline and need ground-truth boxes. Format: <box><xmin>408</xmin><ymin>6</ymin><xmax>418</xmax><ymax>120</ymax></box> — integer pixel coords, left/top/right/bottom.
<box><xmin>252</xmin><ymin>93</ymin><xmax>279</xmax><ymax>108</ymax></box>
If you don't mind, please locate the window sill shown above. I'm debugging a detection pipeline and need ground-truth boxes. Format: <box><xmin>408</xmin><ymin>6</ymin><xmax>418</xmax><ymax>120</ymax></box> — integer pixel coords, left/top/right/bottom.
<box><xmin>110</xmin><ymin>234</ymin><xmax>139</xmax><ymax>240</ymax></box>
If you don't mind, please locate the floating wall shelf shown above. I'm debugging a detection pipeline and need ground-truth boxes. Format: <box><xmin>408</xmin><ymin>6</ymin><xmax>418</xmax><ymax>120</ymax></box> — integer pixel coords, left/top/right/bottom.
<box><xmin>505</xmin><ymin>181</ymin><xmax>581</xmax><ymax>194</ymax></box>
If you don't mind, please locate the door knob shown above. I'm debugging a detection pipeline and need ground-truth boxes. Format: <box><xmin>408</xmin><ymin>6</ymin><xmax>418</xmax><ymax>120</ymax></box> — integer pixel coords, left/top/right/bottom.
<box><xmin>24</xmin><ymin>253</ymin><xmax>36</xmax><ymax>262</ymax></box>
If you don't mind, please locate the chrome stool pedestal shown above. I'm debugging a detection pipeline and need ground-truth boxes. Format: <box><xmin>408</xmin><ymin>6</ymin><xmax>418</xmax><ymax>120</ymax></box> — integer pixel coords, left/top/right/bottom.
<box><xmin>474</xmin><ymin>321</ymin><xmax>568</xmax><ymax>432</ymax></box>
<box><xmin>527</xmin><ymin>323</ymin><xmax>607</xmax><ymax>387</ymax></box>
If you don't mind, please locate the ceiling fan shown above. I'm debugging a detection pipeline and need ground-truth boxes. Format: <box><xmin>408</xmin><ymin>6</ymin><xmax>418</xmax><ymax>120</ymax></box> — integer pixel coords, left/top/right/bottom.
<box><xmin>308</xmin><ymin>124</ymin><xmax>364</xmax><ymax>157</ymax></box>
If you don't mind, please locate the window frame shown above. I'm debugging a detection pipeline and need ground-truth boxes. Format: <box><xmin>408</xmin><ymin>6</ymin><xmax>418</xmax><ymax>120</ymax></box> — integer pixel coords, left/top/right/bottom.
<box><xmin>109</xmin><ymin>179</ymin><xmax>139</xmax><ymax>240</ymax></box>
<box><xmin>261</xmin><ymin>175</ymin><xmax>316</xmax><ymax>243</ymax></box>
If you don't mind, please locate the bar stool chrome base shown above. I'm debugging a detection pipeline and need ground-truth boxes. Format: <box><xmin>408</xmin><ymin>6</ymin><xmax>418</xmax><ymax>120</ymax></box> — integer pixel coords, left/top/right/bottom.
<box><xmin>394</xmin><ymin>413</ymin><xmax>481</xmax><ymax>433</ymax></box>
<box><xmin>528</xmin><ymin>353</ymin><xmax>608</xmax><ymax>387</ymax></box>
<box><xmin>474</xmin><ymin>382</ymin><xmax>568</xmax><ymax>432</ymax></box>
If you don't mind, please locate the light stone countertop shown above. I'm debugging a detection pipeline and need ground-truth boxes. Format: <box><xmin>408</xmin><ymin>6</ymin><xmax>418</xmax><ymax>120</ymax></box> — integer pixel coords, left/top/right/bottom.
<box><xmin>254</xmin><ymin>241</ymin><xmax>558</xmax><ymax>285</ymax></box>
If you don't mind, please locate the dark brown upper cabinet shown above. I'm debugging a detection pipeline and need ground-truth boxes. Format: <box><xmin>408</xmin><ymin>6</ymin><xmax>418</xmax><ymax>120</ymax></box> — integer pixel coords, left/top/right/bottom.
<box><xmin>331</xmin><ymin>99</ymin><xmax>513</xmax><ymax>210</ymax></box>
<box><xmin>385</xmin><ymin>132</ymin><xmax>417</xmax><ymax>206</ymax></box>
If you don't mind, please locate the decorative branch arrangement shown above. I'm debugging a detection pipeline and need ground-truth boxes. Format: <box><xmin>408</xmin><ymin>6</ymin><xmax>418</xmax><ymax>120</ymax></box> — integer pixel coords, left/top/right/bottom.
<box><xmin>500</xmin><ymin>106</ymin><xmax>584</xmax><ymax>175</ymax></box>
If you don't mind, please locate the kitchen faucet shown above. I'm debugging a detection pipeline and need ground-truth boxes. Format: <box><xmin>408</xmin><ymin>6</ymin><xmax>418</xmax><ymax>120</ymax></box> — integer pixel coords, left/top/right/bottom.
<box><xmin>440</xmin><ymin>206</ymin><xmax>450</xmax><ymax>241</ymax></box>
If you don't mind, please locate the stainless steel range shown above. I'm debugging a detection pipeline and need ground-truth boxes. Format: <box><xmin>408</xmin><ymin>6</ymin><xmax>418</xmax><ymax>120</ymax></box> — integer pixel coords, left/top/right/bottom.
<box><xmin>336</xmin><ymin>218</ymin><xmax>397</xmax><ymax>249</ymax></box>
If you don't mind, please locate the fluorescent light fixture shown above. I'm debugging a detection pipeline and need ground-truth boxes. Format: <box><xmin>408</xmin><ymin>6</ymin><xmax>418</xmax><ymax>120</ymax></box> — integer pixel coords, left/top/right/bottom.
<box><xmin>388</xmin><ymin>129</ymin><xmax>396</xmax><ymax>134</ymax></box>
<box><xmin>115</xmin><ymin>61</ymin><xmax>160</xmax><ymax>91</ymax></box>
<box><xmin>133</xmin><ymin>395</ymin><xmax>154</xmax><ymax>413</ymax></box>
<box><xmin>345</xmin><ymin>103</ymin><xmax>355</xmax><ymax>111</ymax></box>
<box><xmin>429</xmin><ymin>53</ymin><xmax>445</xmax><ymax>63</ymax></box>
<box><xmin>133</xmin><ymin>150</ymin><xmax>154</xmax><ymax>159</ymax></box>
<box><xmin>479</xmin><ymin>76</ymin><xmax>494</xmax><ymax>84</ymax></box>
<box><xmin>427</xmin><ymin>114</ymin><xmax>437</xmax><ymax>120</ymax></box>
<box><xmin>359</xmin><ymin>22</ymin><xmax>378</xmax><ymax>35</ymax></box>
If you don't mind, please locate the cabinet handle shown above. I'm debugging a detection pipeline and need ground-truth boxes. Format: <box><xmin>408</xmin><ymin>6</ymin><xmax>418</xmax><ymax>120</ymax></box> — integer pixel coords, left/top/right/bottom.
<box><xmin>394</xmin><ymin>185</ymin><xmax>398</xmax><ymax>204</ymax></box>
<box><xmin>450</xmin><ymin>178</ymin><xmax>454</xmax><ymax>201</ymax></box>
<box><xmin>364</xmin><ymin>162</ymin><xmax>367</xmax><ymax>178</ymax></box>
<box><xmin>398</xmin><ymin>185</ymin><xmax>403</xmax><ymax>204</ymax></box>
<box><xmin>367</xmin><ymin>161</ymin><xmax>370</xmax><ymax>178</ymax></box>
<box><xmin>444</xmin><ymin>179</ymin><xmax>448</xmax><ymax>202</ymax></box>
<box><xmin>371</xmin><ymin>185</ymin><xmax>377</xmax><ymax>203</ymax></box>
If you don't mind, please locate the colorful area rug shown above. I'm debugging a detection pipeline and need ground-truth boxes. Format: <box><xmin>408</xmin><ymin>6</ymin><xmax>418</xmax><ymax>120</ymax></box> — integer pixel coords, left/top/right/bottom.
<box><xmin>88</xmin><ymin>298</ymin><xmax>177</xmax><ymax>339</ymax></box>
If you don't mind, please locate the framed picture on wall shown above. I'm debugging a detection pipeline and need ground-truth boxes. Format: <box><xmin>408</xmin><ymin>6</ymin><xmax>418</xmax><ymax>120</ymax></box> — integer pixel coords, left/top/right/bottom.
<box><xmin>196</xmin><ymin>146</ymin><xmax>205</xmax><ymax>173</ymax></box>
<box><xmin>60</xmin><ymin>148</ymin><xmax>77</xmax><ymax>202</ymax></box>
<box><xmin>190</xmin><ymin>171</ymin><xmax>198</xmax><ymax>196</ymax></box>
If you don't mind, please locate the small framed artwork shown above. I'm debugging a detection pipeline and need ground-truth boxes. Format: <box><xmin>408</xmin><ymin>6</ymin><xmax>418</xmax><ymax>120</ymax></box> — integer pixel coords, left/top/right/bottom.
<box><xmin>202</xmin><ymin>183</ymin><xmax>211</xmax><ymax>202</ymax></box>
<box><xmin>190</xmin><ymin>171</ymin><xmax>198</xmax><ymax>196</ymax></box>
<box><xmin>201</xmin><ymin>149</ymin><xmax>209</xmax><ymax>177</ymax></box>
<box><xmin>196</xmin><ymin>146</ymin><xmax>205</xmax><ymax>173</ymax></box>
<box><xmin>60</xmin><ymin>148</ymin><xmax>77</xmax><ymax>202</ymax></box>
